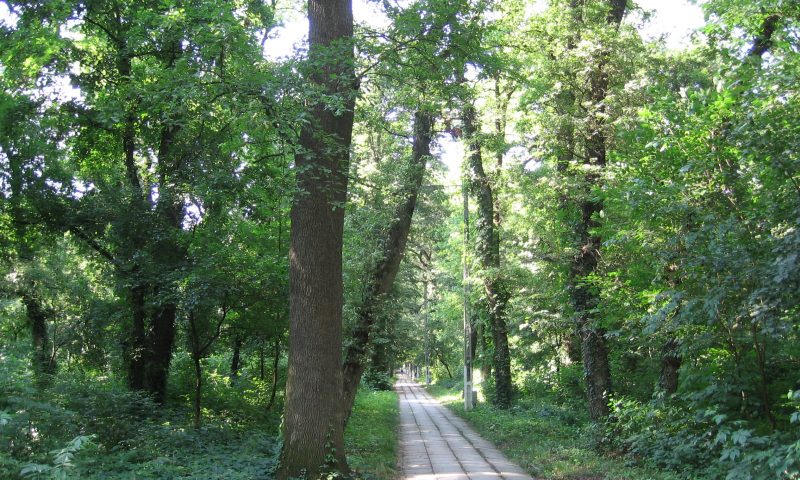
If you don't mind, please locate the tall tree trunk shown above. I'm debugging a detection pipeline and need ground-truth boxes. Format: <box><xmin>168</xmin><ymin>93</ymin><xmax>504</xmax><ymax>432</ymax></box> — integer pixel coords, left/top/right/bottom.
<box><xmin>463</xmin><ymin>104</ymin><xmax>514</xmax><ymax>408</ymax></box>
<box><xmin>267</xmin><ymin>336</ymin><xmax>281</xmax><ymax>411</ymax></box>
<box><xmin>117</xmin><ymin>42</ymin><xmax>154</xmax><ymax>395</ymax></box>
<box><xmin>479</xmin><ymin>327</ymin><xmax>492</xmax><ymax>384</ymax></box>
<box><xmin>564</xmin><ymin>331</ymin><xmax>582</xmax><ymax>364</ymax></box>
<box><xmin>259</xmin><ymin>344</ymin><xmax>266</xmax><ymax>380</ymax></box>
<box><xmin>127</xmin><ymin>285</ymin><xmax>147</xmax><ymax>390</ymax></box>
<box><xmin>277</xmin><ymin>1</ymin><xmax>356</xmax><ymax>477</ymax></box>
<box><xmin>115</xmin><ymin>35</ymin><xmax>185</xmax><ymax>403</ymax></box>
<box><xmin>192</xmin><ymin>351</ymin><xmax>202</xmax><ymax>430</ymax></box>
<box><xmin>20</xmin><ymin>291</ymin><xmax>55</xmax><ymax>379</ymax></box>
<box><xmin>659</xmin><ymin>337</ymin><xmax>680</xmax><ymax>394</ymax></box>
<box><xmin>341</xmin><ymin>110</ymin><xmax>433</xmax><ymax>424</ymax></box>
<box><xmin>8</xmin><ymin>150</ymin><xmax>56</xmax><ymax>381</ymax></box>
<box><xmin>230</xmin><ymin>335</ymin><xmax>243</xmax><ymax>383</ymax></box>
<box><xmin>142</xmin><ymin>115</ymin><xmax>185</xmax><ymax>402</ymax></box>
<box><xmin>145</xmin><ymin>302</ymin><xmax>177</xmax><ymax>403</ymax></box>
<box><xmin>556</xmin><ymin>1</ymin><xmax>584</xmax><ymax>366</ymax></box>
<box><xmin>659</xmin><ymin>266</ymin><xmax>684</xmax><ymax>396</ymax></box>
<box><xmin>572</xmin><ymin>193</ymin><xmax>611</xmax><ymax>420</ymax></box>
<box><xmin>565</xmin><ymin>0</ymin><xmax>626</xmax><ymax>421</ymax></box>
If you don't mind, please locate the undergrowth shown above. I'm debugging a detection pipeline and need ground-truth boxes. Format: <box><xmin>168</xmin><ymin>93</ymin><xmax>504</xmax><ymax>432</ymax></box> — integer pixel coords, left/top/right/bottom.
<box><xmin>425</xmin><ymin>381</ymin><xmax>681</xmax><ymax>480</ymax></box>
<box><xmin>0</xmin><ymin>341</ymin><xmax>399</xmax><ymax>479</ymax></box>
<box><xmin>345</xmin><ymin>388</ymin><xmax>400</xmax><ymax>479</ymax></box>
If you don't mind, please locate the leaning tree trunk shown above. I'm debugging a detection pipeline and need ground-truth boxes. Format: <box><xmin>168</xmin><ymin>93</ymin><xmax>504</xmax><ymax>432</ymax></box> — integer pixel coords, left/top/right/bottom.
<box><xmin>463</xmin><ymin>104</ymin><xmax>513</xmax><ymax>408</ymax></box>
<box><xmin>277</xmin><ymin>1</ymin><xmax>356</xmax><ymax>477</ymax></box>
<box><xmin>341</xmin><ymin>111</ymin><xmax>433</xmax><ymax>424</ymax></box>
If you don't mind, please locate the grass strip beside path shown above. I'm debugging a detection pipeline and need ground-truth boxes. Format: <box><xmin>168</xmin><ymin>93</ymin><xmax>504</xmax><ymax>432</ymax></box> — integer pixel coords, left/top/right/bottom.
<box><xmin>425</xmin><ymin>384</ymin><xmax>680</xmax><ymax>480</ymax></box>
<box><xmin>345</xmin><ymin>388</ymin><xmax>400</xmax><ymax>479</ymax></box>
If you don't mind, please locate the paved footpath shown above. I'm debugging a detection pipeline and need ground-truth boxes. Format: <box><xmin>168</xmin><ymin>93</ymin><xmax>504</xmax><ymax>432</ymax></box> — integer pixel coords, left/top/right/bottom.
<box><xmin>397</xmin><ymin>377</ymin><xmax>534</xmax><ymax>480</ymax></box>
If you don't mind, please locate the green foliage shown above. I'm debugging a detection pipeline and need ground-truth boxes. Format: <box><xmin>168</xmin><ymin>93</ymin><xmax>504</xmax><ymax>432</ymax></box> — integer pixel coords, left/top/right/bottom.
<box><xmin>20</xmin><ymin>435</ymin><xmax>94</xmax><ymax>480</ymax></box>
<box><xmin>361</xmin><ymin>369</ymin><xmax>394</xmax><ymax>391</ymax></box>
<box><xmin>426</xmin><ymin>382</ymin><xmax>679</xmax><ymax>480</ymax></box>
<box><xmin>2</xmin><ymin>0</ymin><xmax>800</xmax><ymax>478</ymax></box>
<box><xmin>345</xmin><ymin>389</ymin><xmax>400</xmax><ymax>480</ymax></box>
<box><xmin>0</xmin><ymin>340</ymin><xmax>280</xmax><ymax>480</ymax></box>
<box><xmin>168</xmin><ymin>350</ymin><xmax>284</xmax><ymax>420</ymax></box>
<box><xmin>609</xmin><ymin>393</ymin><xmax>800</xmax><ymax>479</ymax></box>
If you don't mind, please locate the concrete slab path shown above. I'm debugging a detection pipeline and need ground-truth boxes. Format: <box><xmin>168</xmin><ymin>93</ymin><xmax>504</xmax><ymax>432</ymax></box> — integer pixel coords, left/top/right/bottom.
<box><xmin>397</xmin><ymin>377</ymin><xmax>534</xmax><ymax>480</ymax></box>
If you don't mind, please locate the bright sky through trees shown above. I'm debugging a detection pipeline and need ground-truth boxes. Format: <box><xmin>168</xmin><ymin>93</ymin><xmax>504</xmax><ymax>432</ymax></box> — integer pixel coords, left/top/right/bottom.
<box><xmin>263</xmin><ymin>0</ymin><xmax>705</xmax><ymax>60</ymax></box>
<box><xmin>261</xmin><ymin>0</ymin><xmax>705</xmax><ymax>185</ymax></box>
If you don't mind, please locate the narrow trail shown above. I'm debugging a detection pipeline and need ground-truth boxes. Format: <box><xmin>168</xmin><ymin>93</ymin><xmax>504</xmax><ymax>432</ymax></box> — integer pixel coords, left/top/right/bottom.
<box><xmin>397</xmin><ymin>377</ymin><xmax>534</xmax><ymax>480</ymax></box>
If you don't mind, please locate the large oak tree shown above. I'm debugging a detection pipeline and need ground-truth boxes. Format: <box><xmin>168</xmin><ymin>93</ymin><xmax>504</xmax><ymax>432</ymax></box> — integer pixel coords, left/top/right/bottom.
<box><xmin>277</xmin><ymin>0</ymin><xmax>357</xmax><ymax>477</ymax></box>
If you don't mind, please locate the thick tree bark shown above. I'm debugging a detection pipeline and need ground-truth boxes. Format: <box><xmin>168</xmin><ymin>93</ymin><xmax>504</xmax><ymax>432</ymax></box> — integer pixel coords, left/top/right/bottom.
<box><xmin>564</xmin><ymin>331</ymin><xmax>582</xmax><ymax>364</ymax></box>
<box><xmin>568</xmin><ymin>0</ymin><xmax>626</xmax><ymax>421</ymax></box>
<box><xmin>572</xmin><ymin>192</ymin><xmax>611</xmax><ymax>420</ymax></box>
<box><xmin>117</xmin><ymin>44</ymin><xmax>149</xmax><ymax>394</ymax></box>
<box><xmin>277</xmin><ymin>1</ymin><xmax>356</xmax><ymax>477</ymax></box>
<box><xmin>119</xmin><ymin>47</ymin><xmax>172</xmax><ymax>402</ymax></box>
<box><xmin>341</xmin><ymin>110</ymin><xmax>433</xmax><ymax>424</ymax></box>
<box><xmin>113</xmin><ymin>31</ymin><xmax>186</xmax><ymax>403</ymax></box>
<box><xmin>141</xmin><ymin>117</ymin><xmax>185</xmax><ymax>401</ymax></box>
<box><xmin>463</xmin><ymin>105</ymin><xmax>513</xmax><ymax>408</ymax></box>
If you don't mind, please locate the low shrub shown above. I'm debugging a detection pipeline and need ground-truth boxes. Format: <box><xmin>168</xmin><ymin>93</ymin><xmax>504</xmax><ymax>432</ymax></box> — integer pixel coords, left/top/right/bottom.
<box><xmin>608</xmin><ymin>391</ymin><xmax>800</xmax><ymax>479</ymax></box>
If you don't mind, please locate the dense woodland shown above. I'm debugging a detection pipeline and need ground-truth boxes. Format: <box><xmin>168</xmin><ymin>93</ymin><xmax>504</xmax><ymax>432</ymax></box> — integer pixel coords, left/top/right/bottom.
<box><xmin>1</xmin><ymin>0</ymin><xmax>799</xmax><ymax>478</ymax></box>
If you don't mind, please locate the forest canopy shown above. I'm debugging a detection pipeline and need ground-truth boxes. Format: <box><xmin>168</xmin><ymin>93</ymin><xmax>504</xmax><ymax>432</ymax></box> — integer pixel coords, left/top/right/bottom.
<box><xmin>1</xmin><ymin>0</ymin><xmax>799</xmax><ymax>479</ymax></box>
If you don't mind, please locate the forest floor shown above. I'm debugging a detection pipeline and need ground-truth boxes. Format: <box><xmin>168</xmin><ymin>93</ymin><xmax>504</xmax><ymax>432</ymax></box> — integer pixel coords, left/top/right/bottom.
<box><xmin>0</xmin><ymin>343</ymin><xmax>399</xmax><ymax>480</ymax></box>
<box><xmin>424</xmin><ymin>382</ymin><xmax>682</xmax><ymax>480</ymax></box>
<box><xmin>397</xmin><ymin>376</ymin><xmax>532</xmax><ymax>479</ymax></box>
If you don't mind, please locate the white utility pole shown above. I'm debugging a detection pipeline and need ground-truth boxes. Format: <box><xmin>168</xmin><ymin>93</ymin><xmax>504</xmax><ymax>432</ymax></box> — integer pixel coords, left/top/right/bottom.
<box><xmin>423</xmin><ymin>261</ymin><xmax>431</xmax><ymax>385</ymax></box>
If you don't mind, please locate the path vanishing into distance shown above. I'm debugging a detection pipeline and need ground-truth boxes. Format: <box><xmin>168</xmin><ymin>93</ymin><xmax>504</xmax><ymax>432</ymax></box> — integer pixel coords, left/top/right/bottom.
<box><xmin>397</xmin><ymin>377</ymin><xmax>534</xmax><ymax>480</ymax></box>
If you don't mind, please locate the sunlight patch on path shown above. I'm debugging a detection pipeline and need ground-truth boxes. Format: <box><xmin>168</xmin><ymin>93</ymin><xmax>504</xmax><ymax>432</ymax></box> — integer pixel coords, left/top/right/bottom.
<box><xmin>397</xmin><ymin>378</ymin><xmax>535</xmax><ymax>480</ymax></box>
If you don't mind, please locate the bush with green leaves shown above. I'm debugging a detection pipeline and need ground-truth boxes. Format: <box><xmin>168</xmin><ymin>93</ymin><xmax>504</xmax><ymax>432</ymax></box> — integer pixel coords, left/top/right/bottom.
<box><xmin>608</xmin><ymin>391</ymin><xmax>800</xmax><ymax>479</ymax></box>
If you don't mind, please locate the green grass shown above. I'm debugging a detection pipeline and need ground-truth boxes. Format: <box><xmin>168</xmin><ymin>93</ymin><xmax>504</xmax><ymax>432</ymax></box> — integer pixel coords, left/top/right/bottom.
<box><xmin>345</xmin><ymin>388</ymin><xmax>400</xmax><ymax>479</ymax></box>
<box><xmin>425</xmin><ymin>383</ymin><xmax>681</xmax><ymax>480</ymax></box>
